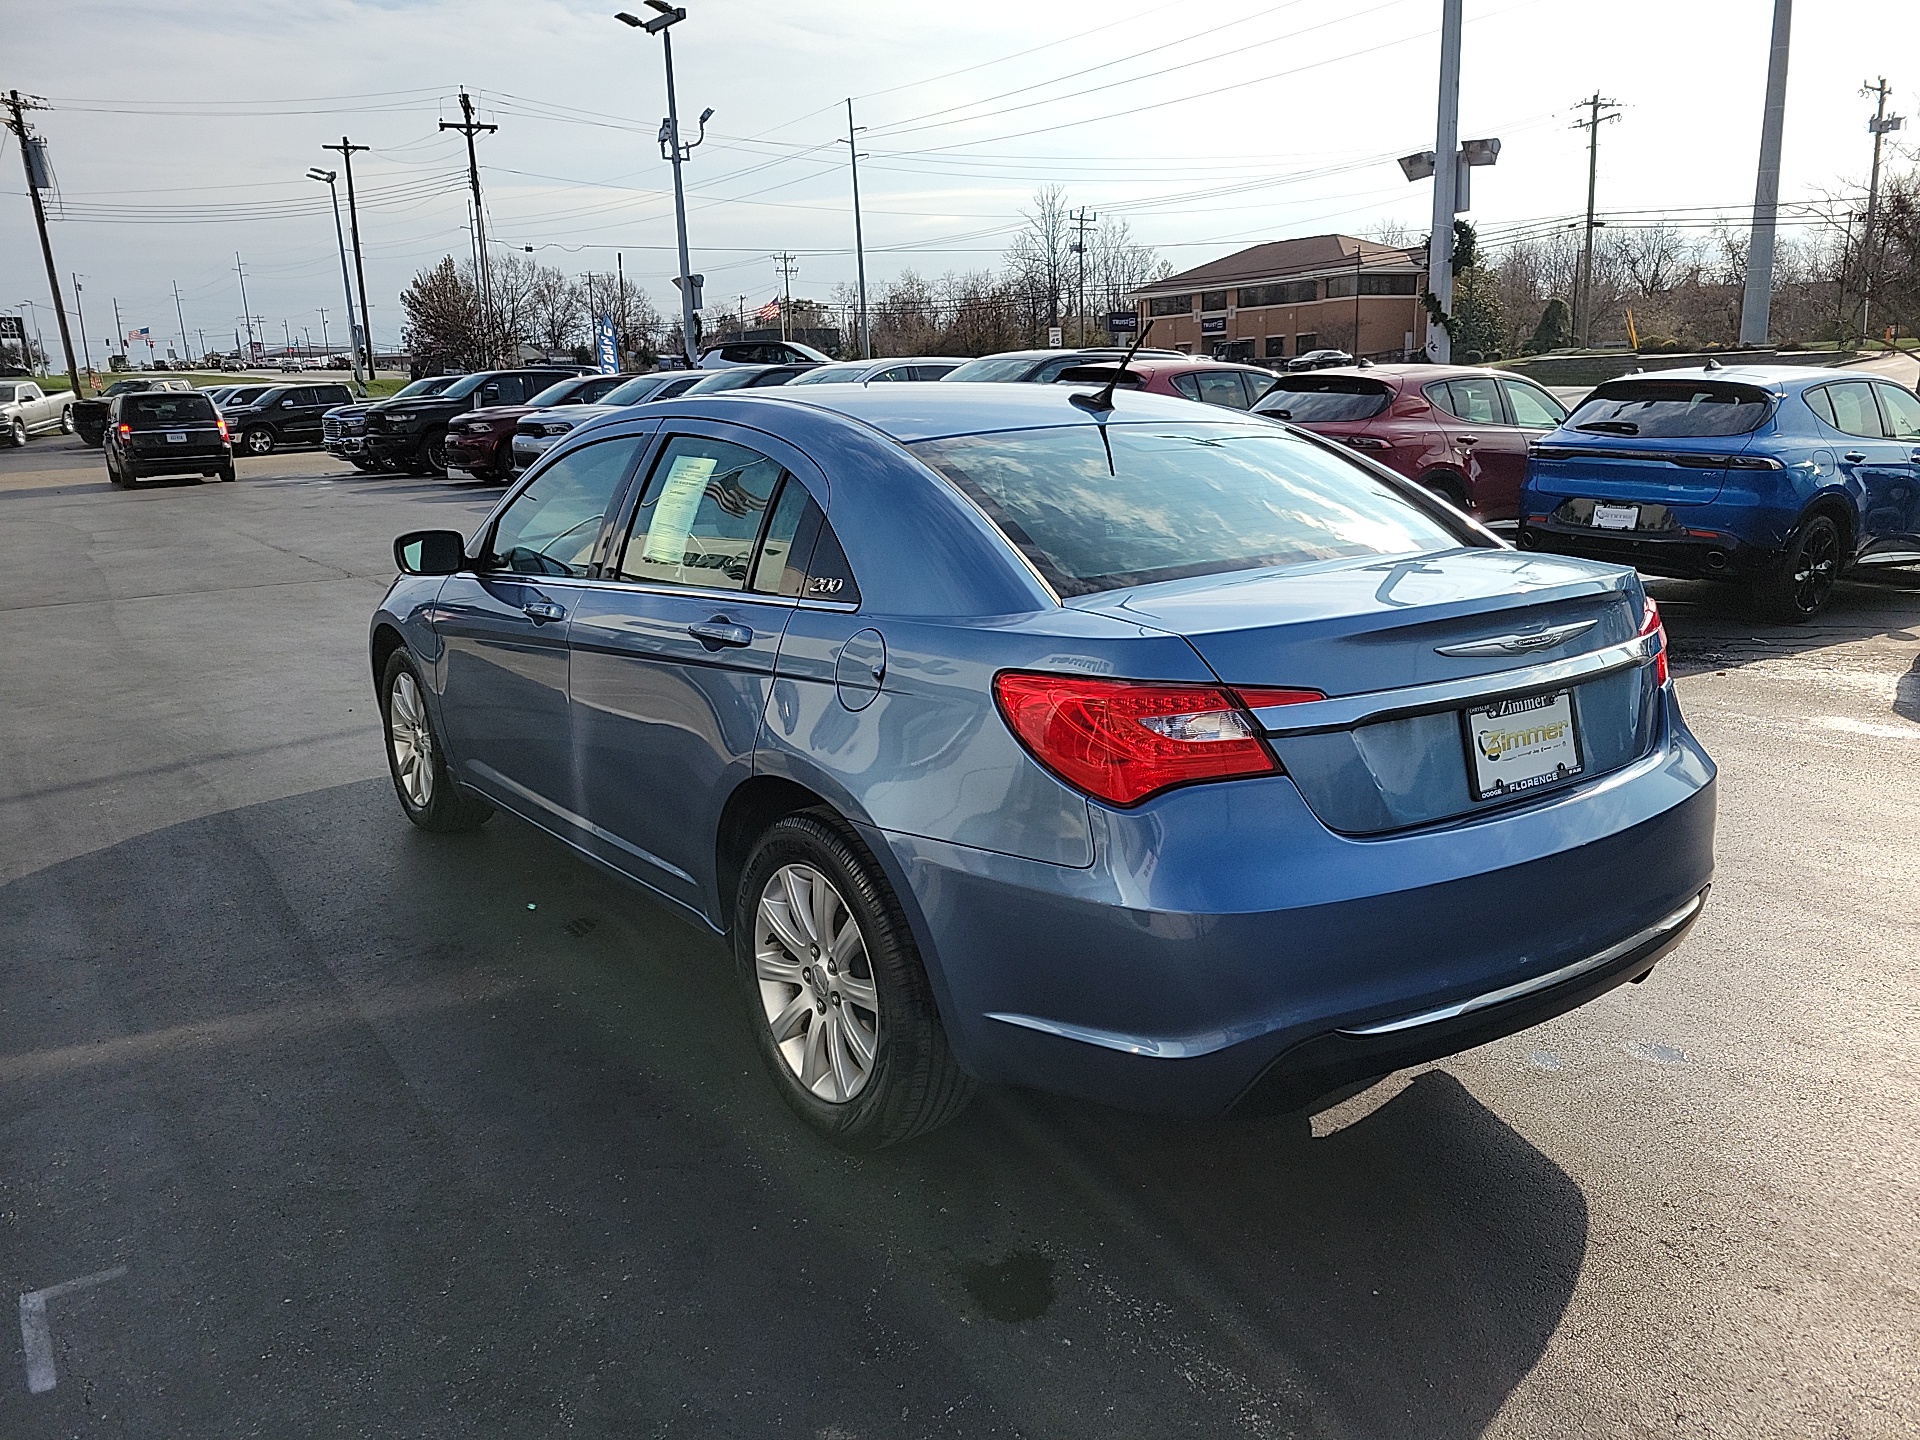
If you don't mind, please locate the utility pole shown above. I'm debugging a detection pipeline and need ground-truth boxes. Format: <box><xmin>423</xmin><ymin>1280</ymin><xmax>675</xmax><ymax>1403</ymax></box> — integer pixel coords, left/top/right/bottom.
<box><xmin>171</xmin><ymin>281</ymin><xmax>190</xmax><ymax>370</ymax></box>
<box><xmin>846</xmin><ymin>98</ymin><xmax>870</xmax><ymax>359</ymax></box>
<box><xmin>112</xmin><ymin>296</ymin><xmax>126</xmax><ymax>367</ymax></box>
<box><xmin>441</xmin><ymin>93</ymin><xmax>499</xmax><ymax>362</ymax></box>
<box><xmin>321</xmin><ymin>138</ymin><xmax>374</xmax><ymax>377</ymax></box>
<box><xmin>308</xmin><ymin>167</ymin><xmax>366</xmax><ymax>387</ymax></box>
<box><xmin>318</xmin><ymin>307</ymin><xmax>330</xmax><ymax>357</ymax></box>
<box><xmin>1739</xmin><ymin>0</ymin><xmax>1793</xmax><ymax>347</ymax></box>
<box><xmin>72</xmin><ymin>274</ymin><xmax>93</xmax><ymax>383</ymax></box>
<box><xmin>1857</xmin><ymin>76</ymin><xmax>1904</xmax><ymax>343</ymax></box>
<box><xmin>6</xmin><ymin>91</ymin><xmax>84</xmax><ymax>394</ymax></box>
<box><xmin>617</xmin><ymin>251</ymin><xmax>627</xmax><ymax>365</ymax></box>
<box><xmin>233</xmin><ymin>253</ymin><xmax>256</xmax><ymax>363</ymax></box>
<box><xmin>1069</xmin><ymin>208</ymin><xmax>1097</xmax><ymax>346</ymax></box>
<box><xmin>1425</xmin><ymin>0</ymin><xmax>1463</xmax><ymax>363</ymax></box>
<box><xmin>1572</xmin><ymin>94</ymin><xmax>1623</xmax><ymax>348</ymax></box>
<box><xmin>773</xmin><ymin>252</ymin><xmax>798</xmax><ymax>342</ymax></box>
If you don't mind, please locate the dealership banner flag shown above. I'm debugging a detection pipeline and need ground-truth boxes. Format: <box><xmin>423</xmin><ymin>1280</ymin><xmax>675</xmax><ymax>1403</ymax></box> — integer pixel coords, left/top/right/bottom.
<box><xmin>596</xmin><ymin>315</ymin><xmax>618</xmax><ymax>374</ymax></box>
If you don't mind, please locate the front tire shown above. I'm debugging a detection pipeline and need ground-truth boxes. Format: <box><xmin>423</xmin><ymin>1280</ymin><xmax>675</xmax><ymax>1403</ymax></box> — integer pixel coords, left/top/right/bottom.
<box><xmin>735</xmin><ymin>813</ymin><xmax>975</xmax><ymax>1150</ymax></box>
<box><xmin>379</xmin><ymin>651</ymin><xmax>492</xmax><ymax>832</ymax></box>
<box><xmin>243</xmin><ymin>426</ymin><xmax>276</xmax><ymax>456</ymax></box>
<box><xmin>7</xmin><ymin>418</ymin><xmax>24</xmax><ymax>447</ymax></box>
<box><xmin>60</xmin><ymin>407</ymin><xmax>74</xmax><ymax>435</ymax></box>
<box><xmin>1752</xmin><ymin>513</ymin><xmax>1841</xmax><ymax>623</ymax></box>
<box><xmin>417</xmin><ymin>432</ymin><xmax>449</xmax><ymax>475</ymax></box>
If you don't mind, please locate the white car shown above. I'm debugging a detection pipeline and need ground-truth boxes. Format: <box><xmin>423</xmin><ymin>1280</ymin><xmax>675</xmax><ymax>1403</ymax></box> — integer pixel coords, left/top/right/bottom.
<box><xmin>697</xmin><ymin>340</ymin><xmax>832</xmax><ymax>369</ymax></box>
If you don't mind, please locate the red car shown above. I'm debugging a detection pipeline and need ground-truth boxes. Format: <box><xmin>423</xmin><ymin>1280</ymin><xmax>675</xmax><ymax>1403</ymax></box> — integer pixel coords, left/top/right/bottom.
<box><xmin>1050</xmin><ymin>355</ymin><xmax>1280</xmax><ymax>411</ymax></box>
<box><xmin>1253</xmin><ymin>364</ymin><xmax>1570</xmax><ymax>520</ymax></box>
<box><xmin>443</xmin><ymin>372</ymin><xmax>635</xmax><ymax>479</ymax></box>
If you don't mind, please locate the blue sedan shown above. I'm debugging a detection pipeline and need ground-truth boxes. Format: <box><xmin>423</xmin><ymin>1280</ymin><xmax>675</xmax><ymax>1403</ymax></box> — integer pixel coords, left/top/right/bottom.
<box><xmin>371</xmin><ymin>383</ymin><xmax>1715</xmax><ymax>1148</ymax></box>
<box><xmin>1520</xmin><ymin>364</ymin><xmax>1920</xmax><ymax>620</ymax></box>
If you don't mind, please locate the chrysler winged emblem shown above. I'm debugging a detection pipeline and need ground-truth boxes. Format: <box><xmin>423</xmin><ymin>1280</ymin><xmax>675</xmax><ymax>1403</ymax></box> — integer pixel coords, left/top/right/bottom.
<box><xmin>1435</xmin><ymin>619</ymin><xmax>1598</xmax><ymax>657</ymax></box>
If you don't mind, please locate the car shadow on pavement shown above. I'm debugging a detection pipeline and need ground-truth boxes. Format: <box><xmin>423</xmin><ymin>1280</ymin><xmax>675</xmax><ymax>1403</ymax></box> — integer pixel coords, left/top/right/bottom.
<box><xmin>0</xmin><ymin>778</ymin><xmax>1586</xmax><ymax>1437</ymax></box>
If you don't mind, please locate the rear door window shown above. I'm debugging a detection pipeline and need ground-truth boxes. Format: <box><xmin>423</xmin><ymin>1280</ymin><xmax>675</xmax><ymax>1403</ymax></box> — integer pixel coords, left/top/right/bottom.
<box><xmin>1874</xmin><ymin>384</ymin><xmax>1920</xmax><ymax>440</ymax></box>
<box><xmin>1812</xmin><ymin>381</ymin><xmax>1885</xmax><ymax>438</ymax></box>
<box><xmin>618</xmin><ymin>434</ymin><xmax>788</xmax><ymax>591</ymax></box>
<box><xmin>1195</xmin><ymin>370</ymin><xmax>1252</xmax><ymax>409</ymax></box>
<box><xmin>913</xmin><ymin>423</ymin><xmax>1468</xmax><ymax>597</ymax></box>
<box><xmin>1435</xmin><ymin>377</ymin><xmax>1503</xmax><ymax>425</ymax></box>
<box><xmin>1501</xmin><ymin>380</ymin><xmax>1567</xmax><ymax>429</ymax></box>
<box><xmin>1170</xmin><ymin>373</ymin><xmax>1202</xmax><ymax>401</ymax></box>
<box><xmin>1570</xmin><ymin>380</ymin><xmax>1772</xmax><ymax>437</ymax></box>
<box><xmin>749</xmin><ymin>481</ymin><xmax>861</xmax><ymax>605</ymax></box>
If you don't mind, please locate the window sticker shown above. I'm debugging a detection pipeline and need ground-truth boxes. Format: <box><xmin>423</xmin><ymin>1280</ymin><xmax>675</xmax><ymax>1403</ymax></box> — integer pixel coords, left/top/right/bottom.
<box><xmin>643</xmin><ymin>455</ymin><xmax>719</xmax><ymax>563</ymax></box>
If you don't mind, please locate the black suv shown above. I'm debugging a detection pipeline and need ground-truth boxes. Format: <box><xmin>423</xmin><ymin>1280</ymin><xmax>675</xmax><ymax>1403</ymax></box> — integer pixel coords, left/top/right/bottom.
<box><xmin>104</xmin><ymin>390</ymin><xmax>233</xmax><ymax>487</ymax></box>
<box><xmin>362</xmin><ymin>369</ymin><xmax>578</xmax><ymax>474</ymax></box>
<box><xmin>223</xmin><ymin>381</ymin><xmax>359</xmax><ymax>456</ymax></box>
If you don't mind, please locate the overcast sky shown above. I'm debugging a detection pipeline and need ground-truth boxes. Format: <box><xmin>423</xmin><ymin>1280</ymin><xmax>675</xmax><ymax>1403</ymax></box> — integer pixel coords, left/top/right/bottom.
<box><xmin>5</xmin><ymin>0</ymin><xmax>1917</xmax><ymax>358</ymax></box>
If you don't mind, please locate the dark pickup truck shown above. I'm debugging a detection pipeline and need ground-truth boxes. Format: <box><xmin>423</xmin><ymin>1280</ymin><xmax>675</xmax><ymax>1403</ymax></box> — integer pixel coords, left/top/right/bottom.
<box><xmin>361</xmin><ymin>368</ymin><xmax>579</xmax><ymax>474</ymax></box>
<box><xmin>73</xmin><ymin>377</ymin><xmax>194</xmax><ymax>446</ymax></box>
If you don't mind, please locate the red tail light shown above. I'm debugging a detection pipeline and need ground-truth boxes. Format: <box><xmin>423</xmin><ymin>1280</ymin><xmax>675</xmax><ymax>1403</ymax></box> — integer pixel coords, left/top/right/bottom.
<box><xmin>116</xmin><ymin>422</ymin><xmax>131</xmax><ymax>439</ymax></box>
<box><xmin>217</xmin><ymin>418</ymin><xmax>230</xmax><ymax>442</ymax></box>
<box><xmin>994</xmin><ymin>673</ymin><xmax>1316</xmax><ymax>807</ymax></box>
<box><xmin>1639</xmin><ymin>595</ymin><xmax>1669</xmax><ymax>687</ymax></box>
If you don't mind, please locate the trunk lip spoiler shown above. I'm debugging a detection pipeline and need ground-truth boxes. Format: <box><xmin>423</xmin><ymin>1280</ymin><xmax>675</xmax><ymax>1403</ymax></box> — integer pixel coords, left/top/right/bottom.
<box><xmin>1248</xmin><ymin>630</ymin><xmax>1660</xmax><ymax>737</ymax></box>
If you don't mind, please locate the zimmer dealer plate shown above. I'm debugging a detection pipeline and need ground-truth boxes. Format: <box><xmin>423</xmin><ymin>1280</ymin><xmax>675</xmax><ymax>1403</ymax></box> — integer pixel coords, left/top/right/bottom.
<box><xmin>1463</xmin><ymin>690</ymin><xmax>1584</xmax><ymax>799</ymax></box>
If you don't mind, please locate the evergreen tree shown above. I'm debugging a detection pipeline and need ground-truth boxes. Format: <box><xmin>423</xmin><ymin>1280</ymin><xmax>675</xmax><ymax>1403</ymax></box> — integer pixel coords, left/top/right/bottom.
<box><xmin>1529</xmin><ymin>297</ymin><xmax>1574</xmax><ymax>352</ymax></box>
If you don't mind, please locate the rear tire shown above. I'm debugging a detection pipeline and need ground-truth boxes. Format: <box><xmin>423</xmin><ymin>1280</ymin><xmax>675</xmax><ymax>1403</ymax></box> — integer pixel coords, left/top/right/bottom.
<box><xmin>106</xmin><ymin>452</ymin><xmax>127</xmax><ymax>488</ymax></box>
<box><xmin>734</xmin><ymin>813</ymin><xmax>975</xmax><ymax>1150</ymax></box>
<box><xmin>243</xmin><ymin>426</ymin><xmax>276</xmax><ymax>456</ymax></box>
<box><xmin>1419</xmin><ymin>470</ymin><xmax>1471</xmax><ymax>511</ymax></box>
<box><xmin>379</xmin><ymin>650</ymin><xmax>493</xmax><ymax>833</ymax></box>
<box><xmin>217</xmin><ymin>463</ymin><xmax>237</xmax><ymax>483</ymax></box>
<box><xmin>1752</xmin><ymin>513</ymin><xmax>1841</xmax><ymax>623</ymax></box>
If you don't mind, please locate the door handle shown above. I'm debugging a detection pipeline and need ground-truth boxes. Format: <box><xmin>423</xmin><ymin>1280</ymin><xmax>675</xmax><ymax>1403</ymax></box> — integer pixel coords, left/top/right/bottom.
<box><xmin>688</xmin><ymin>618</ymin><xmax>753</xmax><ymax>649</ymax></box>
<box><xmin>522</xmin><ymin>599</ymin><xmax>566</xmax><ymax>624</ymax></box>
<box><xmin>1910</xmin><ymin>448</ymin><xmax>1920</xmax><ymax>463</ymax></box>
<box><xmin>1456</xmin><ymin>434</ymin><xmax>1480</xmax><ymax>446</ymax></box>
<box><xmin>1842</xmin><ymin>451</ymin><xmax>1867</xmax><ymax>463</ymax></box>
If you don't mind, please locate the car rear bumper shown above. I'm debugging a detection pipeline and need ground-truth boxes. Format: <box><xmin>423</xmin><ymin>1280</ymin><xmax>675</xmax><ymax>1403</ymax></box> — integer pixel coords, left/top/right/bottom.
<box><xmin>871</xmin><ymin>687</ymin><xmax>1715</xmax><ymax>1116</ymax></box>
<box><xmin>126</xmin><ymin>448</ymin><xmax>231</xmax><ymax>474</ymax></box>
<box><xmin>1518</xmin><ymin>520</ymin><xmax>1775</xmax><ymax>579</ymax></box>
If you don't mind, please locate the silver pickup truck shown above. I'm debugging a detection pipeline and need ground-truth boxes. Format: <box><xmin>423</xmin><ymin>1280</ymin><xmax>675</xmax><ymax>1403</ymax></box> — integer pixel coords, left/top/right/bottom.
<box><xmin>0</xmin><ymin>379</ymin><xmax>78</xmax><ymax>446</ymax></box>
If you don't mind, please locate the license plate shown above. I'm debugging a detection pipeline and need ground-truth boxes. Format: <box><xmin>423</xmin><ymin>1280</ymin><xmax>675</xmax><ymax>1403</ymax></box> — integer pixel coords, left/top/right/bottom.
<box><xmin>1591</xmin><ymin>502</ymin><xmax>1639</xmax><ymax>530</ymax></box>
<box><xmin>1463</xmin><ymin>690</ymin><xmax>1584</xmax><ymax>800</ymax></box>
<box><xmin>166</xmin><ymin>431</ymin><xmax>187</xmax><ymax>443</ymax></box>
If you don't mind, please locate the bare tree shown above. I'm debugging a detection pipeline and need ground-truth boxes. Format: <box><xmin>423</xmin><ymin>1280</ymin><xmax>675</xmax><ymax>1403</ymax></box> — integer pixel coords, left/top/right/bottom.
<box><xmin>401</xmin><ymin>256</ymin><xmax>482</xmax><ymax>368</ymax></box>
<box><xmin>1004</xmin><ymin>185</ymin><xmax>1073</xmax><ymax>338</ymax></box>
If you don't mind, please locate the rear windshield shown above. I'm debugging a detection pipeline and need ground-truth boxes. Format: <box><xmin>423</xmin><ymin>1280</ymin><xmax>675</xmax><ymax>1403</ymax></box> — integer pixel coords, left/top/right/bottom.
<box><xmin>390</xmin><ymin>376</ymin><xmax>459</xmax><ymax>400</ymax></box>
<box><xmin>1256</xmin><ymin>377</ymin><xmax>1392</xmax><ymax>422</ymax></box>
<box><xmin>943</xmin><ymin>356</ymin><xmax>1042</xmax><ymax>383</ymax></box>
<box><xmin>912</xmin><ymin>423</ymin><xmax>1468</xmax><ymax>597</ymax></box>
<box><xmin>124</xmin><ymin>394</ymin><xmax>217</xmax><ymax>425</ymax></box>
<box><xmin>684</xmin><ymin>369</ymin><xmax>762</xmax><ymax>393</ymax></box>
<box><xmin>1569</xmin><ymin>380</ymin><xmax>1771</xmax><ymax>438</ymax></box>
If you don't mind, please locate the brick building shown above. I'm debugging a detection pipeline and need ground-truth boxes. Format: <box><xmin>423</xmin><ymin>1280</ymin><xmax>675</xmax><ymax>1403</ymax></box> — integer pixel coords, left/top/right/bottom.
<box><xmin>1128</xmin><ymin>234</ymin><xmax>1427</xmax><ymax>364</ymax></box>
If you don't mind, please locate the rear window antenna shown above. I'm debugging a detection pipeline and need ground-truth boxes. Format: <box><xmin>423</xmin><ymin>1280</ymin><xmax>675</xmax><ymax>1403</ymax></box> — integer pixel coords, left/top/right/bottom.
<box><xmin>1072</xmin><ymin>319</ymin><xmax>1155</xmax><ymax>415</ymax></box>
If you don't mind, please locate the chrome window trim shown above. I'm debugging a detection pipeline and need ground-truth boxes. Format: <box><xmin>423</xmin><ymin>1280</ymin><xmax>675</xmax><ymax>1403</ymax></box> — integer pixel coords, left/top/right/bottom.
<box><xmin>557</xmin><ymin>573</ymin><xmax>859</xmax><ymax>612</ymax></box>
<box><xmin>1251</xmin><ymin>631</ymin><xmax>1659</xmax><ymax>737</ymax></box>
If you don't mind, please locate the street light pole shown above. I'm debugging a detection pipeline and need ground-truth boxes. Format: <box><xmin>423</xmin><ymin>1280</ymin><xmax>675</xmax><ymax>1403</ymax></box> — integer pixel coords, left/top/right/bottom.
<box><xmin>1739</xmin><ymin>0</ymin><xmax>1793</xmax><ymax>347</ymax></box>
<box><xmin>618</xmin><ymin>5</ymin><xmax>710</xmax><ymax>368</ymax></box>
<box><xmin>308</xmin><ymin>168</ymin><xmax>367</xmax><ymax>388</ymax></box>
<box><xmin>72</xmin><ymin>274</ymin><xmax>93</xmax><ymax>385</ymax></box>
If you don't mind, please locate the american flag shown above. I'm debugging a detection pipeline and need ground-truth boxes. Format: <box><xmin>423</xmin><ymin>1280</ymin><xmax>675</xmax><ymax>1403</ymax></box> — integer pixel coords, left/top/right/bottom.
<box><xmin>754</xmin><ymin>299</ymin><xmax>781</xmax><ymax>323</ymax></box>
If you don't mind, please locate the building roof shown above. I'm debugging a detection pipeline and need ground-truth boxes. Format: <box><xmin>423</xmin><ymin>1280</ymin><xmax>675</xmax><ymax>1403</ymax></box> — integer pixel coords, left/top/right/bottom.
<box><xmin>1134</xmin><ymin>234</ymin><xmax>1422</xmax><ymax>297</ymax></box>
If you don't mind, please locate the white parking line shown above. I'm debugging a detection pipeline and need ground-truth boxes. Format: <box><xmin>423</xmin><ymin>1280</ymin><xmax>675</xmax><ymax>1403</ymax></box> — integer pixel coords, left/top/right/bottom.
<box><xmin>17</xmin><ymin>1266</ymin><xmax>127</xmax><ymax>1394</ymax></box>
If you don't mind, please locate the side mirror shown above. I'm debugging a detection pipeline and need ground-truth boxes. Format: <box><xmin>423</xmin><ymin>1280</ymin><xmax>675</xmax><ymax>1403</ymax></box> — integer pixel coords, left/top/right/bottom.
<box><xmin>394</xmin><ymin>529</ymin><xmax>467</xmax><ymax>575</ymax></box>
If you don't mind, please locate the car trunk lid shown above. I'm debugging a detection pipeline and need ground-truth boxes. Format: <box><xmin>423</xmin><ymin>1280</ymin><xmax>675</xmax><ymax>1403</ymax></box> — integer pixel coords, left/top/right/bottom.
<box><xmin>1073</xmin><ymin>548</ymin><xmax>1660</xmax><ymax>833</ymax></box>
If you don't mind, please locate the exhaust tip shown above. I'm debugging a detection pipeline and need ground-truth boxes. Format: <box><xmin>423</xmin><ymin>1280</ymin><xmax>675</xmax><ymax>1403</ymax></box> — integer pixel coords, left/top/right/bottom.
<box><xmin>1704</xmin><ymin>549</ymin><xmax>1728</xmax><ymax>571</ymax></box>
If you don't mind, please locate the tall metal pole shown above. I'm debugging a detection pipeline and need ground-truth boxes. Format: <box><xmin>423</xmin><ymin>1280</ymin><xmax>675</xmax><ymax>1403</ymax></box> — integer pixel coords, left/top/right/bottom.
<box><xmin>1425</xmin><ymin>0</ymin><xmax>1462</xmax><ymax>363</ymax></box>
<box><xmin>773</xmin><ymin>252</ymin><xmax>798</xmax><ymax>342</ymax></box>
<box><xmin>72</xmin><ymin>274</ymin><xmax>93</xmax><ymax>384</ymax></box>
<box><xmin>5</xmin><ymin>91</ymin><xmax>83</xmax><ymax>395</ymax></box>
<box><xmin>847</xmin><ymin>98</ymin><xmax>870</xmax><ymax>360</ymax></box>
<box><xmin>171</xmin><ymin>281</ymin><xmax>190</xmax><ymax>368</ymax></box>
<box><xmin>1572</xmin><ymin>94</ymin><xmax>1621</xmax><ymax>348</ymax></box>
<box><xmin>1739</xmin><ymin>0</ymin><xmax>1793</xmax><ymax>347</ymax></box>
<box><xmin>233</xmin><ymin>254</ymin><xmax>255</xmax><ymax>363</ymax></box>
<box><xmin>112</xmin><ymin>296</ymin><xmax>126</xmax><ymax>367</ymax></box>
<box><xmin>662</xmin><ymin>29</ymin><xmax>699</xmax><ymax>367</ymax></box>
<box><xmin>314</xmin><ymin>172</ymin><xmax>365</xmax><ymax>387</ymax></box>
<box><xmin>1857</xmin><ymin>76</ymin><xmax>1901</xmax><ymax>343</ymax></box>
<box><xmin>323</xmin><ymin>138</ymin><xmax>374</xmax><ymax>377</ymax></box>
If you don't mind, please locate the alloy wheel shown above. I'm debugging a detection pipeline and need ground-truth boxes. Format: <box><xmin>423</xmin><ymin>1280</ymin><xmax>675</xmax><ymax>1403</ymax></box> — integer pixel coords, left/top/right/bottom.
<box><xmin>387</xmin><ymin>670</ymin><xmax>435</xmax><ymax>809</ymax></box>
<box><xmin>424</xmin><ymin>435</ymin><xmax>449</xmax><ymax>471</ymax></box>
<box><xmin>1790</xmin><ymin>521</ymin><xmax>1839</xmax><ymax>615</ymax></box>
<box><xmin>754</xmin><ymin>863</ymin><xmax>881</xmax><ymax>1103</ymax></box>
<box><xmin>245</xmin><ymin>428</ymin><xmax>275</xmax><ymax>455</ymax></box>
<box><xmin>9</xmin><ymin>419</ymin><xmax>23</xmax><ymax>447</ymax></box>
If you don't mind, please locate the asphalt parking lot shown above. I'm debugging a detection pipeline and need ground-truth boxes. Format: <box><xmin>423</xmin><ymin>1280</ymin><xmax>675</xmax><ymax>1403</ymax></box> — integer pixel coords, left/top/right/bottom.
<box><xmin>1</xmin><ymin>435</ymin><xmax>1915</xmax><ymax>1438</ymax></box>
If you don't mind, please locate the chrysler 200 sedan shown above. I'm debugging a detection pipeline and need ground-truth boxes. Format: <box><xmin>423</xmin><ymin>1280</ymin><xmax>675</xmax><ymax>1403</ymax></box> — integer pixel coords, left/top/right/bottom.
<box><xmin>370</xmin><ymin>384</ymin><xmax>1716</xmax><ymax>1149</ymax></box>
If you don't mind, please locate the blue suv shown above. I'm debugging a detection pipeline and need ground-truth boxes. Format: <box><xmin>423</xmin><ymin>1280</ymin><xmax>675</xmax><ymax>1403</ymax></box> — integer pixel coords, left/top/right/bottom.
<box><xmin>1519</xmin><ymin>365</ymin><xmax>1920</xmax><ymax>620</ymax></box>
